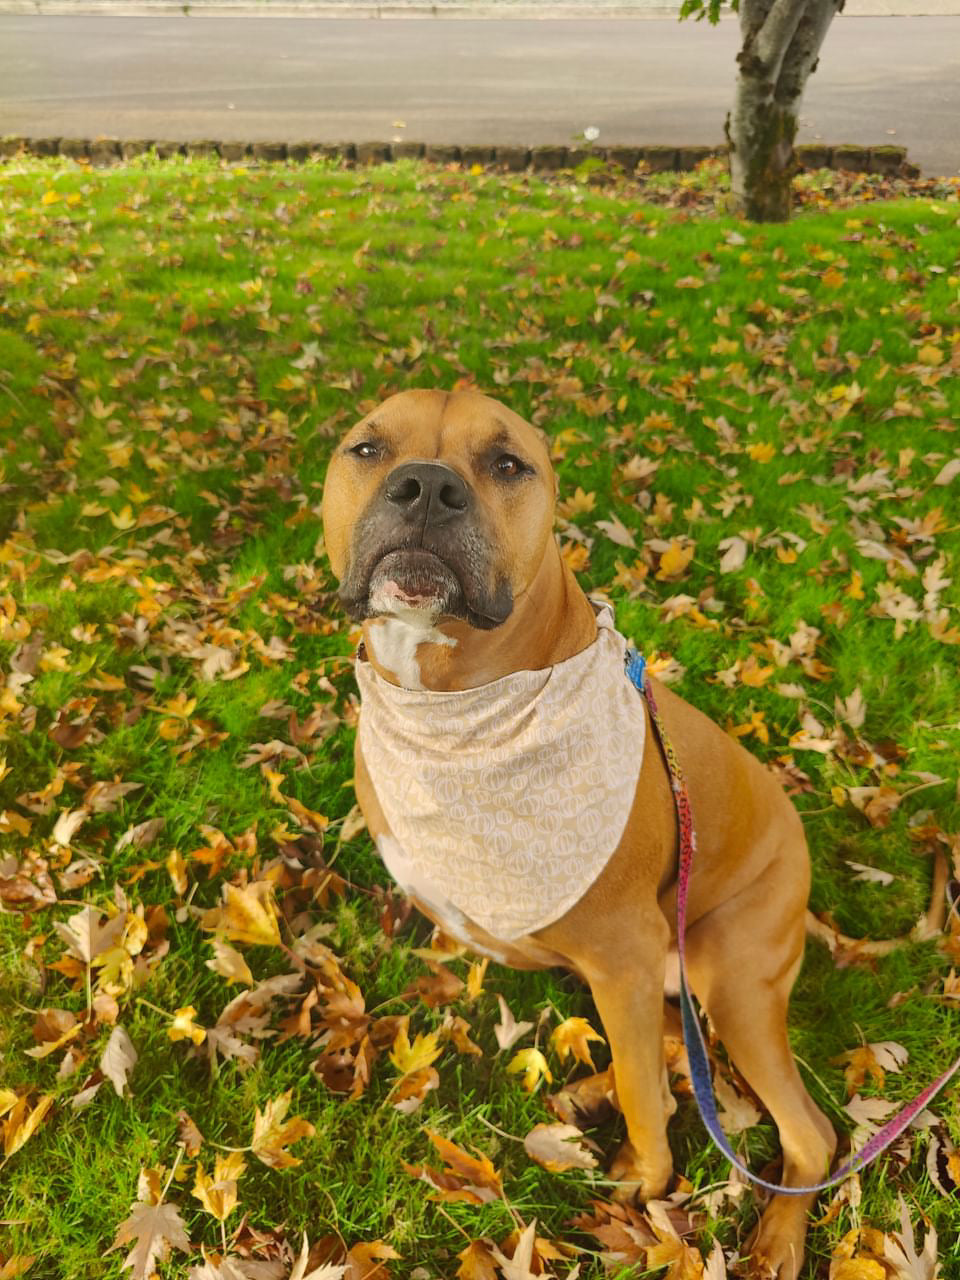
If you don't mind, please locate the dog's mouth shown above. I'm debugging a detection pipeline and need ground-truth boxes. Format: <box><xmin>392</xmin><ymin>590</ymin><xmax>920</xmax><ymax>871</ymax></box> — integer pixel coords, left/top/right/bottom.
<box><xmin>342</xmin><ymin>542</ymin><xmax>513</xmax><ymax>631</ymax></box>
<box><xmin>367</xmin><ymin>548</ymin><xmax>464</xmax><ymax>617</ymax></box>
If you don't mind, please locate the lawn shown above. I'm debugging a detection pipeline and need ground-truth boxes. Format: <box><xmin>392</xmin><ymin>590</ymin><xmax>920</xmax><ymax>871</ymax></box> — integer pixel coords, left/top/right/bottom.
<box><xmin>0</xmin><ymin>154</ymin><xmax>958</xmax><ymax>1280</ymax></box>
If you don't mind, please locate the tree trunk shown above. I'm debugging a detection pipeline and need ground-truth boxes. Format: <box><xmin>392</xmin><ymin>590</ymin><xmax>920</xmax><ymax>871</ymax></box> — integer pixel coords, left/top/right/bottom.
<box><xmin>726</xmin><ymin>0</ymin><xmax>844</xmax><ymax>221</ymax></box>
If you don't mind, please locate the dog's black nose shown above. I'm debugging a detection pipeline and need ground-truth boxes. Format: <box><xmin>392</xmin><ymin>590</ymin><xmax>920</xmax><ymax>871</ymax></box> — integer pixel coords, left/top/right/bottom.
<box><xmin>383</xmin><ymin>461</ymin><xmax>471</xmax><ymax>526</ymax></box>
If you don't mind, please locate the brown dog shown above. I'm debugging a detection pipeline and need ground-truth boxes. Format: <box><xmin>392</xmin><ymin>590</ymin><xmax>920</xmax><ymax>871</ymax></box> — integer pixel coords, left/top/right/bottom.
<box><xmin>322</xmin><ymin>388</ymin><xmax>836</xmax><ymax>1278</ymax></box>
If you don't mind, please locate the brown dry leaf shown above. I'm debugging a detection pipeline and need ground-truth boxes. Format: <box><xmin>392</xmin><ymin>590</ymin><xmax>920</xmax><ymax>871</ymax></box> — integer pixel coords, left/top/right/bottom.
<box><xmin>0</xmin><ymin>1253</ymin><xmax>36</xmax><ymax>1278</ymax></box>
<box><xmin>847</xmin><ymin>786</ymin><xmax>903</xmax><ymax>829</ymax></box>
<box><xmin>201</xmin><ymin>881</ymin><xmax>282</xmax><ymax>948</ymax></box>
<box><xmin>830</xmin><ymin>1260</ymin><xmax>887</xmax><ymax>1280</ymax></box>
<box><xmin>391</xmin><ymin>1066</ymin><xmax>440</xmax><ymax>1114</ymax></box>
<box><xmin>548</xmin><ymin>1067</ymin><xmax>619</xmax><ymax>1129</ymax></box>
<box><xmin>176</xmin><ymin>1109</ymin><xmax>205</xmax><ymax>1156</ymax></box>
<box><xmin>523</xmin><ymin>1122</ymin><xmax>599</xmax><ymax>1172</ymax></box>
<box><xmin>489</xmin><ymin>1220</ymin><xmax>539</xmax><ymax>1280</ymax></box>
<box><xmin>109</xmin><ymin>1201</ymin><xmax>190</xmax><ymax>1280</ymax></box>
<box><xmin>54</xmin><ymin>904</ymin><xmax>125</xmax><ymax>964</ymax></box>
<box><xmin>493</xmin><ymin>995</ymin><xmax>534</xmax><ymax>1052</ymax></box>
<box><xmin>457</xmin><ymin>1240</ymin><xmax>499</xmax><ymax>1280</ymax></box>
<box><xmin>645</xmin><ymin>1202</ymin><xmax>704</xmax><ymax>1279</ymax></box>
<box><xmin>411</xmin><ymin>964</ymin><xmax>464</xmax><ymax>1009</ymax></box>
<box><xmin>573</xmin><ymin>1198</ymin><xmax>655</xmax><ymax>1267</ymax></box>
<box><xmin>2</xmin><ymin>1092</ymin><xmax>55</xmax><ymax>1160</ymax></box>
<box><xmin>550</xmin><ymin>1016</ymin><xmax>605</xmax><ymax>1069</ymax></box>
<box><xmin>101</xmin><ymin>1024</ymin><xmax>138</xmax><ymax>1097</ymax></box>
<box><xmin>251</xmin><ymin>1090</ymin><xmax>315</xmax><ymax>1169</ymax></box>
<box><xmin>831</xmin><ymin>1042</ymin><xmax>907</xmax><ymax>1097</ymax></box>
<box><xmin>25</xmin><ymin>1007</ymin><xmax>81</xmax><ymax>1060</ymax></box>
<box><xmin>440</xmin><ymin>1012</ymin><xmax>483</xmax><ymax>1057</ymax></box>
<box><xmin>344</xmin><ymin>1241</ymin><xmax>400</xmax><ymax>1280</ymax></box>
<box><xmin>408</xmin><ymin>1130</ymin><xmax>504</xmax><ymax>1204</ymax></box>
<box><xmin>714</xmin><ymin>1074</ymin><xmax>762</xmax><ymax>1135</ymax></box>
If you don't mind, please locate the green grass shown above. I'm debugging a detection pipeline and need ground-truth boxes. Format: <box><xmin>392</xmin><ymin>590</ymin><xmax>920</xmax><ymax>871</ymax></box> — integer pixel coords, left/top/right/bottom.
<box><xmin>0</xmin><ymin>154</ymin><xmax>959</xmax><ymax>1278</ymax></box>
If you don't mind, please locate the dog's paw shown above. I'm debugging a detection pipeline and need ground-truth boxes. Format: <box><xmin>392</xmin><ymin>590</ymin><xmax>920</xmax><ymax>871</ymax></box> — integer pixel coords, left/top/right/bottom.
<box><xmin>738</xmin><ymin>1202</ymin><xmax>807</xmax><ymax>1280</ymax></box>
<box><xmin>607</xmin><ymin>1138</ymin><xmax>672</xmax><ymax>1204</ymax></box>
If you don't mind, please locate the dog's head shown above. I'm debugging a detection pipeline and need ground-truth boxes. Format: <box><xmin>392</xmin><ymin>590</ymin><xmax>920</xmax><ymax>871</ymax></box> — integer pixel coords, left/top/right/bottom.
<box><xmin>322</xmin><ymin>389</ymin><xmax>555</xmax><ymax>630</ymax></box>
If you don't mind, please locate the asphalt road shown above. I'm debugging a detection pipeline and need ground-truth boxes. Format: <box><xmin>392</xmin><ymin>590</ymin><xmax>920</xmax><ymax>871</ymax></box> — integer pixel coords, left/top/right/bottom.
<box><xmin>1</xmin><ymin>15</ymin><xmax>958</xmax><ymax>174</ymax></box>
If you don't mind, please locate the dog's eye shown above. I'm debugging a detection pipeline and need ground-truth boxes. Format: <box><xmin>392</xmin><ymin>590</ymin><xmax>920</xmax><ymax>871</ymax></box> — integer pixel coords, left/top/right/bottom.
<box><xmin>350</xmin><ymin>441</ymin><xmax>380</xmax><ymax>460</ymax></box>
<box><xmin>494</xmin><ymin>453</ymin><xmax>526</xmax><ymax>478</ymax></box>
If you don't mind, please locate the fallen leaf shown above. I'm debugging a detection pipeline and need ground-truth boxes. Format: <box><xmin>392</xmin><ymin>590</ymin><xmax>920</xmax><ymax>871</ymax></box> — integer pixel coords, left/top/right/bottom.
<box><xmin>493</xmin><ymin>995</ymin><xmax>533</xmax><ymax>1052</ymax></box>
<box><xmin>101</xmin><ymin>1025</ymin><xmax>138</xmax><ymax>1097</ymax></box>
<box><xmin>251</xmin><ymin>1090</ymin><xmax>315</xmax><ymax>1169</ymax></box>
<box><xmin>523</xmin><ymin>1122</ymin><xmax>598</xmax><ymax>1172</ymax></box>
<box><xmin>507</xmin><ymin>1047</ymin><xmax>553</xmax><ymax>1093</ymax></box>
<box><xmin>550</xmin><ymin>1016</ymin><xmax>606</xmax><ymax>1069</ymax></box>
<box><xmin>110</xmin><ymin>1202</ymin><xmax>190</xmax><ymax>1279</ymax></box>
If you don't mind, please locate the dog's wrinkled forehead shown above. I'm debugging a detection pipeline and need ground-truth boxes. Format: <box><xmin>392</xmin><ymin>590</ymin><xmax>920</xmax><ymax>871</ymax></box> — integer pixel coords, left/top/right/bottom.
<box><xmin>347</xmin><ymin>388</ymin><xmax>552</xmax><ymax>474</ymax></box>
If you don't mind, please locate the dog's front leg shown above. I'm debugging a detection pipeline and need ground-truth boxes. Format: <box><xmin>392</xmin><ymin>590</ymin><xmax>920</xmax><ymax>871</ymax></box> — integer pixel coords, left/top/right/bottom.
<box><xmin>578</xmin><ymin>908</ymin><xmax>673</xmax><ymax>1202</ymax></box>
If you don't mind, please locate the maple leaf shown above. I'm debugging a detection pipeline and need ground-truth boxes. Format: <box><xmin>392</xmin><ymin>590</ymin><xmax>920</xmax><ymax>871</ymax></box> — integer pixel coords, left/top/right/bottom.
<box><xmin>550</xmin><ymin>1016</ymin><xmax>605</xmax><ymax>1069</ymax></box>
<box><xmin>493</xmin><ymin>995</ymin><xmax>534</xmax><ymax>1052</ymax></box>
<box><xmin>388</xmin><ymin>1025</ymin><xmax>442</xmax><ymax>1078</ymax></box>
<box><xmin>289</xmin><ymin>1233</ymin><xmax>348</xmax><ymax>1280</ymax></box>
<box><xmin>192</xmin><ymin>1151</ymin><xmax>246</xmax><ymax>1221</ymax></box>
<box><xmin>54</xmin><ymin>905</ymin><xmax>125</xmax><ymax>964</ymax></box>
<box><xmin>110</xmin><ymin>1202</ymin><xmax>191</xmax><ymax>1279</ymax></box>
<box><xmin>457</xmin><ymin>1240</ymin><xmax>499</xmax><ymax>1280</ymax></box>
<box><xmin>169</xmin><ymin>1006</ymin><xmax>207</xmax><ymax>1046</ymax></box>
<box><xmin>655</xmin><ymin>540</ymin><xmax>695</xmax><ymax>581</ymax></box>
<box><xmin>206</xmin><ymin>938</ymin><xmax>254</xmax><ymax>986</ymax></box>
<box><xmin>523</xmin><ymin>1122</ymin><xmax>599</xmax><ymax>1172</ymax></box>
<box><xmin>714</xmin><ymin>1074</ymin><xmax>762</xmax><ymax>1134</ymax></box>
<box><xmin>101</xmin><ymin>1024</ymin><xmax>138</xmax><ymax>1097</ymax></box>
<box><xmin>405</xmin><ymin>1131</ymin><xmax>504</xmax><ymax>1205</ymax></box>
<box><xmin>883</xmin><ymin>1194</ymin><xmax>940</xmax><ymax>1279</ymax></box>
<box><xmin>201</xmin><ymin>881</ymin><xmax>282</xmax><ymax>948</ymax></box>
<box><xmin>644</xmin><ymin>1202</ymin><xmax>705</xmax><ymax>1279</ymax></box>
<box><xmin>251</xmin><ymin>1090</ymin><xmax>315</xmax><ymax>1169</ymax></box>
<box><xmin>2</xmin><ymin>1093</ymin><xmax>54</xmax><ymax>1160</ymax></box>
<box><xmin>507</xmin><ymin>1047</ymin><xmax>553</xmax><ymax>1093</ymax></box>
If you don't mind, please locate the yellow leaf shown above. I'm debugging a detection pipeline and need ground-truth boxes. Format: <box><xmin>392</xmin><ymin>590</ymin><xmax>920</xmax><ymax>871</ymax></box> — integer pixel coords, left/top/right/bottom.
<box><xmin>550</xmin><ymin>1016</ymin><xmax>606</xmax><ymax>1069</ymax></box>
<box><xmin>40</xmin><ymin>189</ymin><xmax>60</xmax><ymax>206</ymax></box>
<box><xmin>192</xmin><ymin>1151</ymin><xmax>245</xmax><ymax>1220</ymax></box>
<box><xmin>776</xmin><ymin>545</ymin><xmax>798</xmax><ymax>564</ymax></box>
<box><xmin>822</xmin><ymin>266</ymin><xmax>846</xmax><ymax>289</ymax></box>
<box><xmin>166</xmin><ymin>848</ymin><xmax>188</xmax><ymax>896</ymax></box>
<box><xmin>917</xmin><ymin>344</ymin><xmax>944</xmax><ymax>366</ymax></box>
<box><xmin>205</xmin><ymin>938</ymin><xmax>253</xmax><ymax>986</ymax></box>
<box><xmin>746</xmin><ymin>441</ymin><xmax>776</xmax><ymax>463</ymax></box>
<box><xmin>108</xmin><ymin>505</ymin><xmax>136</xmax><ymax>531</ymax></box>
<box><xmin>465</xmin><ymin>957</ymin><xmax>489</xmax><ymax>1003</ymax></box>
<box><xmin>169</xmin><ymin>1006</ymin><xmax>206</xmax><ymax>1046</ymax></box>
<box><xmin>389</xmin><ymin>1026</ymin><xmax>443</xmax><ymax>1078</ymax></box>
<box><xmin>201</xmin><ymin>881</ymin><xmax>282</xmax><ymax>948</ymax></box>
<box><xmin>2</xmin><ymin>1093</ymin><xmax>54</xmax><ymax>1159</ymax></box>
<box><xmin>830</xmin><ymin>1261</ymin><xmax>886</xmax><ymax>1280</ymax></box>
<box><xmin>251</xmin><ymin>1090</ymin><xmax>315</xmax><ymax>1169</ymax></box>
<box><xmin>739</xmin><ymin>655</ymin><xmax>775</xmax><ymax>687</ymax></box>
<box><xmin>25</xmin><ymin>314</ymin><xmax>44</xmax><ymax>335</ymax></box>
<box><xmin>0</xmin><ymin>1089</ymin><xmax>19</xmax><ymax>1118</ymax></box>
<box><xmin>506</xmin><ymin>1047</ymin><xmax>552</xmax><ymax>1093</ymax></box>
<box><xmin>199</xmin><ymin>386</ymin><xmax>216</xmax><ymax>402</ymax></box>
<box><xmin>656</xmin><ymin>540</ymin><xmax>695</xmax><ymax>581</ymax></box>
<box><xmin>559</xmin><ymin>542</ymin><xmax>590</xmax><ymax>574</ymax></box>
<box><xmin>847</xmin><ymin>570</ymin><xmax>865</xmax><ymax>600</ymax></box>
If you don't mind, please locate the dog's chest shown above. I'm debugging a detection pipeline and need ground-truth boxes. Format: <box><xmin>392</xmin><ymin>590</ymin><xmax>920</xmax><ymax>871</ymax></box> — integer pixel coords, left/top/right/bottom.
<box><xmin>356</xmin><ymin>614</ymin><xmax>647</xmax><ymax>941</ymax></box>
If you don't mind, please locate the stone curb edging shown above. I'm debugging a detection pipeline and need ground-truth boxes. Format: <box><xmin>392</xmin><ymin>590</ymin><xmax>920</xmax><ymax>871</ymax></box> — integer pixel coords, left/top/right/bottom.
<box><xmin>0</xmin><ymin>135</ymin><xmax>917</xmax><ymax>177</ymax></box>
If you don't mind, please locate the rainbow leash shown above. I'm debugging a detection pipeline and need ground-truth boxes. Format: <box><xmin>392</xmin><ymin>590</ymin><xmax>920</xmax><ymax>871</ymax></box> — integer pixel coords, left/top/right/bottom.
<box><xmin>625</xmin><ymin>648</ymin><xmax>960</xmax><ymax>1195</ymax></box>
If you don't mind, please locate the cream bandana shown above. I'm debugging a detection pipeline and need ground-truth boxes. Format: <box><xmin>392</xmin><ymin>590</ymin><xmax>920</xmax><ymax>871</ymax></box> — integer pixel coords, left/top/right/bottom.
<box><xmin>355</xmin><ymin>604</ymin><xmax>646</xmax><ymax>941</ymax></box>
